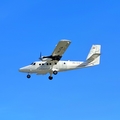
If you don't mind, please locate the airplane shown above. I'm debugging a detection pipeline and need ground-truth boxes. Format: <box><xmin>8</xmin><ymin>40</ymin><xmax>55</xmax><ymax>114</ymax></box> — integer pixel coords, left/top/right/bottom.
<box><xmin>19</xmin><ymin>40</ymin><xmax>101</xmax><ymax>80</ymax></box>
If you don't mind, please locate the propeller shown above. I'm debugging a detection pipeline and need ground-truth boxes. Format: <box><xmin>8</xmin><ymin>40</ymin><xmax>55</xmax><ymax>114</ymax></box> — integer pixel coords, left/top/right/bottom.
<box><xmin>39</xmin><ymin>52</ymin><xmax>42</xmax><ymax>60</ymax></box>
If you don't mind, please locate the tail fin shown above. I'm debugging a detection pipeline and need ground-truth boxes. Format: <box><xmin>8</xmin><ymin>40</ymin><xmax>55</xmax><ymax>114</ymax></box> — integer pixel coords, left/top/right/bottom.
<box><xmin>86</xmin><ymin>45</ymin><xmax>101</xmax><ymax>65</ymax></box>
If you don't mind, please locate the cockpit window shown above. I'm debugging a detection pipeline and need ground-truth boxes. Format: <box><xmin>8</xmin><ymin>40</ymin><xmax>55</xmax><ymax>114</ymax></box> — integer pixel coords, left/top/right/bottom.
<box><xmin>31</xmin><ymin>62</ymin><xmax>36</xmax><ymax>65</ymax></box>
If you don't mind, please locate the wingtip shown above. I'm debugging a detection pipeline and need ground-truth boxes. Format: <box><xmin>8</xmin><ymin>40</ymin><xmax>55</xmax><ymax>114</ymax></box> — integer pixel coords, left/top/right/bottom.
<box><xmin>60</xmin><ymin>39</ymin><xmax>71</xmax><ymax>43</ymax></box>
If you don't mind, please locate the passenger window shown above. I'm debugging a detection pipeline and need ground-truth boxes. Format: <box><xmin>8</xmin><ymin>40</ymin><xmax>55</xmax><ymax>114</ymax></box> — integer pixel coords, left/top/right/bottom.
<box><xmin>47</xmin><ymin>63</ymin><xmax>48</xmax><ymax>65</ymax></box>
<box><xmin>33</xmin><ymin>63</ymin><xmax>36</xmax><ymax>65</ymax></box>
<box><xmin>55</xmin><ymin>62</ymin><xmax>57</xmax><ymax>65</ymax></box>
<box><xmin>49</xmin><ymin>63</ymin><xmax>51</xmax><ymax>65</ymax></box>
<box><xmin>42</xmin><ymin>64</ymin><xmax>44</xmax><ymax>65</ymax></box>
<box><xmin>39</xmin><ymin>64</ymin><xmax>41</xmax><ymax>65</ymax></box>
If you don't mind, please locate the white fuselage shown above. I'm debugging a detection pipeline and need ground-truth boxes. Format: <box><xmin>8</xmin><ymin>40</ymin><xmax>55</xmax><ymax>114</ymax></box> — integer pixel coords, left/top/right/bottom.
<box><xmin>19</xmin><ymin>60</ymin><xmax>89</xmax><ymax>75</ymax></box>
<box><xmin>19</xmin><ymin>43</ymin><xmax>101</xmax><ymax>80</ymax></box>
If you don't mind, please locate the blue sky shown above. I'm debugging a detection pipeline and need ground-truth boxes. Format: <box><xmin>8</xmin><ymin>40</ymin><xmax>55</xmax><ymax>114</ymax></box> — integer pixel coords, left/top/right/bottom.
<box><xmin>0</xmin><ymin>0</ymin><xmax>120</xmax><ymax>120</ymax></box>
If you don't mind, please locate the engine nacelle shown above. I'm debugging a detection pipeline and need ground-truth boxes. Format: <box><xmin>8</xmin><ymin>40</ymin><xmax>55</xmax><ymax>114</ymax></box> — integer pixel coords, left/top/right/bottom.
<box><xmin>41</xmin><ymin>57</ymin><xmax>52</xmax><ymax>61</ymax></box>
<box><xmin>40</xmin><ymin>55</ymin><xmax>62</xmax><ymax>61</ymax></box>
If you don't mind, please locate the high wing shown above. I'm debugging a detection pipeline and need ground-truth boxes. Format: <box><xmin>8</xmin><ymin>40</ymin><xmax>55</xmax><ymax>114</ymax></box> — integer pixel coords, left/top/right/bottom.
<box><xmin>52</xmin><ymin>39</ymin><xmax>71</xmax><ymax>59</ymax></box>
<box><xmin>40</xmin><ymin>39</ymin><xmax>71</xmax><ymax>61</ymax></box>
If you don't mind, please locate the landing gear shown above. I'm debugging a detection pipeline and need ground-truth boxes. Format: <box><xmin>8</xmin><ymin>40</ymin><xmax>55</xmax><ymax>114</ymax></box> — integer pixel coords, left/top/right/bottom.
<box><xmin>48</xmin><ymin>76</ymin><xmax>53</xmax><ymax>80</ymax></box>
<box><xmin>48</xmin><ymin>70</ymin><xmax>58</xmax><ymax>80</ymax></box>
<box><xmin>53</xmin><ymin>70</ymin><xmax>58</xmax><ymax>75</ymax></box>
<box><xmin>27</xmin><ymin>74</ymin><xmax>31</xmax><ymax>79</ymax></box>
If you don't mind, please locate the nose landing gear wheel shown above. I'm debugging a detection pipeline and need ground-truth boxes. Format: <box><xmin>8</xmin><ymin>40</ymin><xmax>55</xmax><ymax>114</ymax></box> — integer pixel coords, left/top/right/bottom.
<box><xmin>27</xmin><ymin>74</ymin><xmax>31</xmax><ymax>78</ymax></box>
<box><xmin>49</xmin><ymin>76</ymin><xmax>53</xmax><ymax>80</ymax></box>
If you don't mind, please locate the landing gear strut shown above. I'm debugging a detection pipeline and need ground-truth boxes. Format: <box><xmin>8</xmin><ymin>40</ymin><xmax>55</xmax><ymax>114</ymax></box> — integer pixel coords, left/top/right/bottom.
<box><xmin>27</xmin><ymin>74</ymin><xmax>31</xmax><ymax>78</ymax></box>
<box><xmin>48</xmin><ymin>76</ymin><xmax>53</xmax><ymax>80</ymax></box>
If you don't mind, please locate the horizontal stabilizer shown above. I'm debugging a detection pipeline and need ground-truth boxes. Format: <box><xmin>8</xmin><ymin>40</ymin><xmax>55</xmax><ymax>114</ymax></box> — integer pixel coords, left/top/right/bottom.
<box><xmin>87</xmin><ymin>53</ymin><xmax>100</xmax><ymax>63</ymax></box>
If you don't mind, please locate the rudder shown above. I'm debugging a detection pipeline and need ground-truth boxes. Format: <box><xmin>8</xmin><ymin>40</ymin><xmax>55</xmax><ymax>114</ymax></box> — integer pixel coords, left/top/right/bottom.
<box><xmin>86</xmin><ymin>45</ymin><xmax>101</xmax><ymax>65</ymax></box>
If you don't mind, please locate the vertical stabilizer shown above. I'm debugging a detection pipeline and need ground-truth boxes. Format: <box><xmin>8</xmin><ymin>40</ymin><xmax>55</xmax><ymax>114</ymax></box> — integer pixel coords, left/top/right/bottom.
<box><xmin>86</xmin><ymin>45</ymin><xmax>101</xmax><ymax>65</ymax></box>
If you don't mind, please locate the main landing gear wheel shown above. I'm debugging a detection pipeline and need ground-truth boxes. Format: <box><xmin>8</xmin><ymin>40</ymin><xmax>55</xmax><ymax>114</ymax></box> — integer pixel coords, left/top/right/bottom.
<box><xmin>53</xmin><ymin>70</ymin><xmax>58</xmax><ymax>75</ymax></box>
<box><xmin>27</xmin><ymin>74</ymin><xmax>31</xmax><ymax>78</ymax></box>
<box><xmin>49</xmin><ymin>76</ymin><xmax>53</xmax><ymax>80</ymax></box>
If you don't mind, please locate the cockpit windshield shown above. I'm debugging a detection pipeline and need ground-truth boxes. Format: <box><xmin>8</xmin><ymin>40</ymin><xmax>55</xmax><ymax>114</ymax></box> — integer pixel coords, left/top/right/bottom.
<box><xmin>31</xmin><ymin>62</ymin><xmax>36</xmax><ymax>65</ymax></box>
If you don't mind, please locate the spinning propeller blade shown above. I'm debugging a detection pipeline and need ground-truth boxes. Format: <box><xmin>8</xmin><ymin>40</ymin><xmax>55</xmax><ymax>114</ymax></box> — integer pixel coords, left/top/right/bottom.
<box><xmin>39</xmin><ymin>52</ymin><xmax>42</xmax><ymax>60</ymax></box>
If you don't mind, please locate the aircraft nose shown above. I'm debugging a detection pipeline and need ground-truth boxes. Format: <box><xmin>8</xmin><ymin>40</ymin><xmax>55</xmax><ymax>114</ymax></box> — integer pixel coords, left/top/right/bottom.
<box><xmin>19</xmin><ymin>66</ymin><xmax>29</xmax><ymax>72</ymax></box>
<box><xmin>19</xmin><ymin>67</ymin><xmax>24</xmax><ymax>72</ymax></box>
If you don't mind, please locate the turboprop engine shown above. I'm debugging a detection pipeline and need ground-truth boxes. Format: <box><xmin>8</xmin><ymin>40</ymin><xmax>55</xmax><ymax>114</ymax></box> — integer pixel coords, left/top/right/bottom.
<box><xmin>39</xmin><ymin>52</ymin><xmax>62</xmax><ymax>61</ymax></box>
<box><xmin>40</xmin><ymin>57</ymin><xmax>52</xmax><ymax>61</ymax></box>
